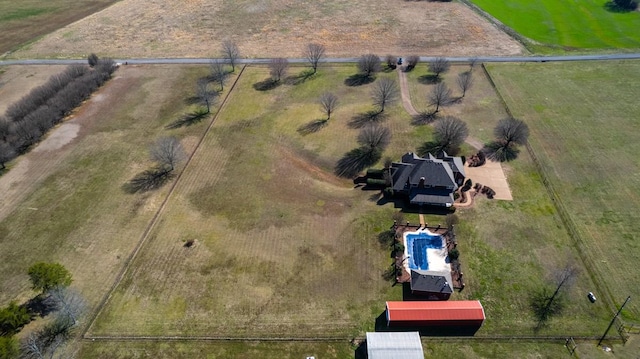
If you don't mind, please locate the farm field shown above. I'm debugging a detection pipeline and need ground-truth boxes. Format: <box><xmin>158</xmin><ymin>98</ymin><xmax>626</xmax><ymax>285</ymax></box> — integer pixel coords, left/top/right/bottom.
<box><xmin>485</xmin><ymin>60</ymin><xmax>640</xmax><ymax>320</ymax></box>
<box><xmin>4</xmin><ymin>0</ymin><xmax>523</xmax><ymax>59</ymax></box>
<box><xmin>469</xmin><ymin>0</ymin><xmax>640</xmax><ymax>49</ymax></box>
<box><xmin>0</xmin><ymin>0</ymin><xmax>117</xmax><ymax>55</ymax></box>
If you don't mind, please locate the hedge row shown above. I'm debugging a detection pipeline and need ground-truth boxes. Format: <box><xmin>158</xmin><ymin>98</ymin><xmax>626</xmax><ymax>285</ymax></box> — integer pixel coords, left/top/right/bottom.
<box><xmin>0</xmin><ymin>58</ymin><xmax>117</xmax><ymax>168</ymax></box>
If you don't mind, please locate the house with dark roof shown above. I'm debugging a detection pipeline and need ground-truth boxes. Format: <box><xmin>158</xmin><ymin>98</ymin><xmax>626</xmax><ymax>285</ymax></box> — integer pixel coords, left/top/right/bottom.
<box><xmin>389</xmin><ymin>152</ymin><xmax>465</xmax><ymax>207</ymax></box>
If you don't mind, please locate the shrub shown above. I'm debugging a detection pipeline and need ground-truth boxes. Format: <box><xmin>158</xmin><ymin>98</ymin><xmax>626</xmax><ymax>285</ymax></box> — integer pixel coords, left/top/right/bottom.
<box><xmin>448</xmin><ymin>248</ymin><xmax>460</xmax><ymax>261</ymax></box>
<box><xmin>0</xmin><ymin>301</ymin><xmax>31</xmax><ymax>336</ymax></box>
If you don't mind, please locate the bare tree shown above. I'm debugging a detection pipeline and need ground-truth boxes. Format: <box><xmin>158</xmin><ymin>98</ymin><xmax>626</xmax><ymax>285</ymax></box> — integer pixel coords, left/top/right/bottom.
<box><xmin>209</xmin><ymin>60</ymin><xmax>228</xmax><ymax>91</ymax></box>
<box><xmin>46</xmin><ymin>287</ymin><xmax>87</xmax><ymax>328</ymax></box>
<box><xmin>385</xmin><ymin>55</ymin><xmax>397</xmax><ymax>70</ymax></box>
<box><xmin>469</xmin><ymin>57</ymin><xmax>479</xmax><ymax>71</ymax></box>
<box><xmin>433</xmin><ymin>116</ymin><xmax>469</xmax><ymax>153</ymax></box>
<box><xmin>357</xmin><ymin>124</ymin><xmax>391</xmax><ymax>152</ymax></box>
<box><xmin>221</xmin><ymin>40</ymin><xmax>240</xmax><ymax>72</ymax></box>
<box><xmin>427</xmin><ymin>82</ymin><xmax>453</xmax><ymax>114</ymax></box>
<box><xmin>358</xmin><ymin>54</ymin><xmax>382</xmax><ymax>78</ymax></box>
<box><xmin>456</xmin><ymin>71</ymin><xmax>474</xmax><ymax>97</ymax></box>
<box><xmin>87</xmin><ymin>53</ymin><xmax>99</xmax><ymax>67</ymax></box>
<box><xmin>305</xmin><ymin>43</ymin><xmax>325</xmax><ymax>74</ymax></box>
<box><xmin>428</xmin><ymin>57</ymin><xmax>450</xmax><ymax>79</ymax></box>
<box><xmin>196</xmin><ymin>79</ymin><xmax>216</xmax><ymax>113</ymax></box>
<box><xmin>269</xmin><ymin>58</ymin><xmax>289</xmax><ymax>83</ymax></box>
<box><xmin>494</xmin><ymin>117</ymin><xmax>529</xmax><ymax>147</ymax></box>
<box><xmin>406</xmin><ymin>55</ymin><xmax>420</xmax><ymax>71</ymax></box>
<box><xmin>0</xmin><ymin>117</ymin><xmax>10</xmax><ymax>142</ymax></box>
<box><xmin>150</xmin><ymin>137</ymin><xmax>186</xmax><ymax>172</ymax></box>
<box><xmin>371</xmin><ymin>78</ymin><xmax>399</xmax><ymax>113</ymax></box>
<box><xmin>319</xmin><ymin>92</ymin><xmax>339</xmax><ymax>120</ymax></box>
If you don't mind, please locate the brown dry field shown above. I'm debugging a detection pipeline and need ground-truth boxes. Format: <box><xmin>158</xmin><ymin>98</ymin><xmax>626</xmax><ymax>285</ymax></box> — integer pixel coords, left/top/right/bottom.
<box><xmin>0</xmin><ymin>0</ymin><xmax>117</xmax><ymax>55</ymax></box>
<box><xmin>9</xmin><ymin>0</ymin><xmax>524</xmax><ymax>59</ymax></box>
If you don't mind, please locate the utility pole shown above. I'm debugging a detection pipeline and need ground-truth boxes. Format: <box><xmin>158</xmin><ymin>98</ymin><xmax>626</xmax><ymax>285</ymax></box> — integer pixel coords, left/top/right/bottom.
<box><xmin>598</xmin><ymin>296</ymin><xmax>631</xmax><ymax>346</ymax></box>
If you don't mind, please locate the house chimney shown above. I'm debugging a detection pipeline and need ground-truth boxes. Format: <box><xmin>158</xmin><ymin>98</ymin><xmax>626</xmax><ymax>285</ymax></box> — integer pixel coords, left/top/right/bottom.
<box><xmin>419</xmin><ymin>177</ymin><xmax>425</xmax><ymax>188</ymax></box>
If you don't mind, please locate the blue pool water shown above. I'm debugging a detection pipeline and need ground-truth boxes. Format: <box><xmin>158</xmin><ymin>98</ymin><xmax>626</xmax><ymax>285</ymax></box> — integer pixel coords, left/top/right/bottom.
<box><xmin>405</xmin><ymin>232</ymin><xmax>444</xmax><ymax>271</ymax></box>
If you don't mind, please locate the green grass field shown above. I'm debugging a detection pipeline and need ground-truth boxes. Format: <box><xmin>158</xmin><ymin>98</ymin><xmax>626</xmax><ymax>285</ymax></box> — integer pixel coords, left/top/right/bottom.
<box><xmin>470</xmin><ymin>0</ymin><xmax>640</xmax><ymax>49</ymax></box>
<box><xmin>89</xmin><ymin>66</ymin><xmax>416</xmax><ymax>338</ymax></box>
<box><xmin>0</xmin><ymin>0</ymin><xmax>117</xmax><ymax>54</ymax></box>
<box><xmin>2</xmin><ymin>62</ymin><xmax>634</xmax><ymax>358</ymax></box>
<box><xmin>485</xmin><ymin>60</ymin><xmax>640</xmax><ymax>320</ymax></box>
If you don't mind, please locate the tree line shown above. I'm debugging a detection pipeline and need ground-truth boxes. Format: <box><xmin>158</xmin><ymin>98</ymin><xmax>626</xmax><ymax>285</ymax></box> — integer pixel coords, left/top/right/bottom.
<box><xmin>0</xmin><ymin>55</ymin><xmax>117</xmax><ymax>170</ymax></box>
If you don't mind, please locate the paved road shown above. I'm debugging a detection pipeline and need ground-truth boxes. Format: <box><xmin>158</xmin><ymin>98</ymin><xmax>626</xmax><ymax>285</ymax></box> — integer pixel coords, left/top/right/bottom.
<box><xmin>2</xmin><ymin>53</ymin><xmax>640</xmax><ymax>66</ymax></box>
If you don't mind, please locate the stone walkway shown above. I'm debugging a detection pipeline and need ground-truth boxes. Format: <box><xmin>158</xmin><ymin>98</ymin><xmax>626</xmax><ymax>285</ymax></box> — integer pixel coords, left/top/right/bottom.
<box><xmin>396</xmin><ymin>67</ymin><xmax>513</xmax><ymax>201</ymax></box>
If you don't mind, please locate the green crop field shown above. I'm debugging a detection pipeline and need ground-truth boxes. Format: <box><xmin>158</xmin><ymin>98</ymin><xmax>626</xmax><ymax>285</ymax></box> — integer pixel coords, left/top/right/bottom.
<box><xmin>485</xmin><ymin>60</ymin><xmax>640</xmax><ymax>321</ymax></box>
<box><xmin>470</xmin><ymin>0</ymin><xmax>640</xmax><ymax>49</ymax></box>
<box><xmin>0</xmin><ymin>0</ymin><xmax>117</xmax><ymax>54</ymax></box>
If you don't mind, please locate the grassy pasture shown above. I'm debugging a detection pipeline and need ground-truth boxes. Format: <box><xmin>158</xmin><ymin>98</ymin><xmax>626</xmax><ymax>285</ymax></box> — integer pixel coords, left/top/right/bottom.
<box><xmin>90</xmin><ymin>66</ymin><xmax>416</xmax><ymax>338</ymax></box>
<box><xmin>0</xmin><ymin>0</ymin><xmax>117</xmax><ymax>54</ymax></box>
<box><xmin>485</xmin><ymin>60</ymin><xmax>640</xmax><ymax>320</ymax></box>
<box><xmin>470</xmin><ymin>0</ymin><xmax>640</xmax><ymax>49</ymax></box>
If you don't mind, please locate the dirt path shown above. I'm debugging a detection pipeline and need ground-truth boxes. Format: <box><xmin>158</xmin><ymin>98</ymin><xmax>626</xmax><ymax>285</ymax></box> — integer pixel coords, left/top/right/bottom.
<box><xmin>396</xmin><ymin>67</ymin><xmax>513</xmax><ymax>201</ymax></box>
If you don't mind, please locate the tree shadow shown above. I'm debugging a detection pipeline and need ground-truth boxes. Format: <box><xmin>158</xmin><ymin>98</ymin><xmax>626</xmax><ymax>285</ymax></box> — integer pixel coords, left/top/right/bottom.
<box><xmin>483</xmin><ymin>141</ymin><xmax>520</xmax><ymax>162</ymax></box>
<box><xmin>335</xmin><ymin>147</ymin><xmax>381</xmax><ymax>178</ymax></box>
<box><xmin>345</xmin><ymin>74</ymin><xmax>375</xmax><ymax>87</ymax></box>
<box><xmin>284</xmin><ymin>69</ymin><xmax>316</xmax><ymax>85</ymax></box>
<box><xmin>411</xmin><ymin>112</ymin><xmax>437</xmax><ymax>125</ymax></box>
<box><xmin>24</xmin><ymin>295</ymin><xmax>57</xmax><ymax>318</ymax></box>
<box><xmin>604</xmin><ymin>1</ymin><xmax>638</xmax><ymax>12</ymax></box>
<box><xmin>123</xmin><ymin>167</ymin><xmax>175</xmax><ymax>194</ymax></box>
<box><xmin>165</xmin><ymin>109</ymin><xmax>208</xmax><ymax>129</ymax></box>
<box><xmin>184</xmin><ymin>95</ymin><xmax>201</xmax><ymax>105</ymax></box>
<box><xmin>297</xmin><ymin>119</ymin><xmax>328</xmax><ymax>135</ymax></box>
<box><xmin>417</xmin><ymin>141</ymin><xmax>444</xmax><ymax>157</ymax></box>
<box><xmin>418</xmin><ymin>74</ymin><xmax>441</xmax><ymax>84</ymax></box>
<box><xmin>253</xmin><ymin>79</ymin><xmax>280</xmax><ymax>91</ymax></box>
<box><xmin>348</xmin><ymin>111</ymin><xmax>387</xmax><ymax>129</ymax></box>
<box><xmin>530</xmin><ymin>286</ymin><xmax>565</xmax><ymax>333</ymax></box>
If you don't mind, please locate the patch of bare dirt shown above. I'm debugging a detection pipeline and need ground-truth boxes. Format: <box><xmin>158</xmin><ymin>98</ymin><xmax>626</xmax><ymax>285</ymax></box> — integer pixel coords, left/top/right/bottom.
<box><xmin>10</xmin><ymin>0</ymin><xmax>524</xmax><ymax>59</ymax></box>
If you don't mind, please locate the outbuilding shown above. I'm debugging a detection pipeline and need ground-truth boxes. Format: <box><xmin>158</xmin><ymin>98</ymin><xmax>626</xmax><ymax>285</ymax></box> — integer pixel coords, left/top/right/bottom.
<box><xmin>385</xmin><ymin>300</ymin><xmax>485</xmax><ymax>328</ymax></box>
<box><xmin>365</xmin><ymin>331</ymin><xmax>424</xmax><ymax>359</ymax></box>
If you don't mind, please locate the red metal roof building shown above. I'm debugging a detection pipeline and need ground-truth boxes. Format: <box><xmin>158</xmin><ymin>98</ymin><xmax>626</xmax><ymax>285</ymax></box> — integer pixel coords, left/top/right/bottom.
<box><xmin>385</xmin><ymin>300</ymin><xmax>485</xmax><ymax>328</ymax></box>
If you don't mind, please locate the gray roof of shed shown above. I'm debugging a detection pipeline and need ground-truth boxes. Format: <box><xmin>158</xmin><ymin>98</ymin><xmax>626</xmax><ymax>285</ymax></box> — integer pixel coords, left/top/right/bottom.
<box><xmin>410</xmin><ymin>270</ymin><xmax>453</xmax><ymax>294</ymax></box>
<box><xmin>366</xmin><ymin>331</ymin><xmax>424</xmax><ymax>359</ymax></box>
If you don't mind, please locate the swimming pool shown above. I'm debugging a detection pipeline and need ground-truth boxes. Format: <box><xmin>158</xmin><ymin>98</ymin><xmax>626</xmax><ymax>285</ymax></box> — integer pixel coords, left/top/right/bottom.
<box><xmin>404</xmin><ymin>230</ymin><xmax>447</xmax><ymax>271</ymax></box>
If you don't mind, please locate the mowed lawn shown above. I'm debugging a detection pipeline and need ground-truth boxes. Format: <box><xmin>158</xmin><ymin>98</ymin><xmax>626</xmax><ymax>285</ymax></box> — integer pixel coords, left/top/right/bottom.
<box><xmin>404</xmin><ymin>63</ymin><xmax>612</xmax><ymax>335</ymax></box>
<box><xmin>485</xmin><ymin>61</ymin><xmax>640</xmax><ymax>320</ymax></box>
<box><xmin>0</xmin><ymin>65</ymin><xmax>217</xmax><ymax>315</ymax></box>
<box><xmin>90</xmin><ymin>66</ymin><xmax>416</xmax><ymax>338</ymax></box>
<box><xmin>0</xmin><ymin>0</ymin><xmax>117</xmax><ymax>54</ymax></box>
<box><xmin>470</xmin><ymin>0</ymin><xmax>640</xmax><ymax>49</ymax></box>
